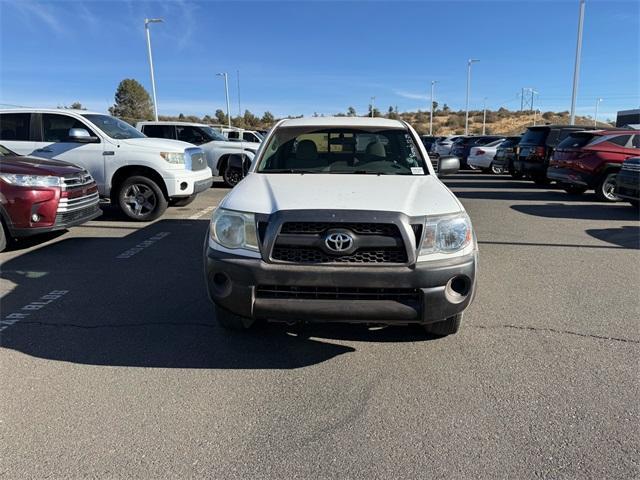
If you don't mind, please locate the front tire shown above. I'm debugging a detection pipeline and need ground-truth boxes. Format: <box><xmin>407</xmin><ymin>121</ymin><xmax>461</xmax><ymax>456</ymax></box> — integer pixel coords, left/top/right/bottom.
<box><xmin>595</xmin><ymin>171</ymin><xmax>620</xmax><ymax>202</ymax></box>
<box><xmin>423</xmin><ymin>313</ymin><xmax>462</xmax><ymax>336</ymax></box>
<box><xmin>215</xmin><ymin>305</ymin><xmax>254</xmax><ymax>330</ymax></box>
<box><xmin>118</xmin><ymin>176</ymin><xmax>168</xmax><ymax>221</ymax></box>
<box><xmin>222</xmin><ymin>163</ymin><xmax>243</xmax><ymax>188</ymax></box>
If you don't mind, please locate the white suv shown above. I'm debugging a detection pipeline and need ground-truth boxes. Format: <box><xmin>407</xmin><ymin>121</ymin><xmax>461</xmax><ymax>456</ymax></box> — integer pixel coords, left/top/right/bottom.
<box><xmin>204</xmin><ymin>117</ymin><xmax>477</xmax><ymax>336</ymax></box>
<box><xmin>0</xmin><ymin>109</ymin><xmax>213</xmax><ymax>221</ymax></box>
<box><xmin>136</xmin><ymin>121</ymin><xmax>259</xmax><ymax>187</ymax></box>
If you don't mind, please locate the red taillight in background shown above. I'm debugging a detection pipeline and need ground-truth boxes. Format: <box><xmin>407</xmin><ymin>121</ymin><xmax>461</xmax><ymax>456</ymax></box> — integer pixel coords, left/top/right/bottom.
<box><xmin>475</xmin><ymin>149</ymin><xmax>485</xmax><ymax>155</ymax></box>
<box><xmin>534</xmin><ymin>146</ymin><xmax>546</xmax><ymax>156</ymax></box>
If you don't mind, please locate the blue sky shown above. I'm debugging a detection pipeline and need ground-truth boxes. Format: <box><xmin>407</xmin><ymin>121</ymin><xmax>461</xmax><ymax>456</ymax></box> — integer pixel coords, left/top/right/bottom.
<box><xmin>1</xmin><ymin>0</ymin><xmax>638</xmax><ymax>121</ymax></box>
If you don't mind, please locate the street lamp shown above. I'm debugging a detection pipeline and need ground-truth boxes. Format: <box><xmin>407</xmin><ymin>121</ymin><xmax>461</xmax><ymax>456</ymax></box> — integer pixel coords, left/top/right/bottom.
<box><xmin>570</xmin><ymin>0</ymin><xmax>586</xmax><ymax>124</ymax></box>
<box><xmin>370</xmin><ymin>96</ymin><xmax>376</xmax><ymax>118</ymax></box>
<box><xmin>144</xmin><ymin>18</ymin><xmax>163</xmax><ymax>121</ymax></box>
<box><xmin>430</xmin><ymin>80</ymin><xmax>438</xmax><ymax>135</ymax></box>
<box><xmin>482</xmin><ymin>97</ymin><xmax>487</xmax><ymax>135</ymax></box>
<box><xmin>217</xmin><ymin>72</ymin><xmax>231</xmax><ymax>127</ymax></box>
<box><xmin>465</xmin><ymin>59</ymin><xmax>479</xmax><ymax>135</ymax></box>
<box><xmin>594</xmin><ymin>97</ymin><xmax>603</xmax><ymax>126</ymax></box>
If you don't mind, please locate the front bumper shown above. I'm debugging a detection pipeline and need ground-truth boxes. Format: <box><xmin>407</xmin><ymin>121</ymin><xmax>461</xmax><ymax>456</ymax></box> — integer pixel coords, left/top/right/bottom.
<box><xmin>615</xmin><ymin>170</ymin><xmax>640</xmax><ymax>201</ymax></box>
<box><xmin>513</xmin><ymin>158</ymin><xmax>547</xmax><ymax>177</ymax></box>
<box><xmin>165</xmin><ymin>167</ymin><xmax>213</xmax><ymax>197</ymax></box>
<box><xmin>11</xmin><ymin>203</ymin><xmax>101</xmax><ymax>237</ymax></box>
<box><xmin>204</xmin><ymin>245</ymin><xmax>477</xmax><ymax>325</ymax></box>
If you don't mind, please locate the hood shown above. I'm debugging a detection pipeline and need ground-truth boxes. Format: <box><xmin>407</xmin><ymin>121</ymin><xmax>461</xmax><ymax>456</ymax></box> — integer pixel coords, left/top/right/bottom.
<box><xmin>221</xmin><ymin>173</ymin><xmax>463</xmax><ymax>217</ymax></box>
<box><xmin>116</xmin><ymin>137</ymin><xmax>194</xmax><ymax>152</ymax></box>
<box><xmin>202</xmin><ymin>140</ymin><xmax>260</xmax><ymax>151</ymax></box>
<box><xmin>0</xmin><ymin>155</ymin><xmax>86</xmax><ymax>176</ymax></box>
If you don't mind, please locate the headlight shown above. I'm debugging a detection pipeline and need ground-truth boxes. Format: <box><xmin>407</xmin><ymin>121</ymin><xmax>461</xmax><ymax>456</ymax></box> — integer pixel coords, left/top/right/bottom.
<box><xmin>209</xmin><ymin>208</ymin><xmax>259</xmax><ymax>252</ymax></box>
<box><xmin>160</xmin><ymin>152</ymin><xmax>185</xmax><ymax>164</ymax></box>
<box><xmin>420</xmin><ymin>213</ymin><xmax>472</xmax><ymax>255</ymax></box>
<box><xmin>0</xmin><ymin>173</ymin><xmax>63</xmax><ymax>187</ymax></box>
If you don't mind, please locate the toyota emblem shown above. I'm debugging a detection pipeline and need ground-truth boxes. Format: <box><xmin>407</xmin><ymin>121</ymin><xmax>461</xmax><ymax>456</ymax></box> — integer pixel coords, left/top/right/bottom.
<box><xmin>325</xmin><ymin>232</ymin><xmax>353</xmax><ymax>253</ymax></box>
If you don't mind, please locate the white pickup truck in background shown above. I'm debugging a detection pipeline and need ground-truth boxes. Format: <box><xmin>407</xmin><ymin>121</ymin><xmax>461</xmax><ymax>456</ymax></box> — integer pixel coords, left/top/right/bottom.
<box><xmin>136</xmin><ymin>121</ymin><xmax>260</xmax><ymax>187</ymax></box>
<box><xmin>0</xmin><ymin>109</ymin><xmax>213</xmax><ymax>221</ymax></box>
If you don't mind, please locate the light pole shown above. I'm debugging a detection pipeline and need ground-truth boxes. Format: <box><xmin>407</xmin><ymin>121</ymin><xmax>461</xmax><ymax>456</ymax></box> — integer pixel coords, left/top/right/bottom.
<box><xmin>217</xmin><ymin>72</ymin><xmax>231</xmax><ymax>127</ymax></box>
<box><xmin>144</xmin><ymin>18</ymin><xmax>163</xmax><ymax>121</ymax></box>
<box><xmin>570</xmin><ymin>0</ymin><xmax>586</xmax><ymax>124</ymax></box>
<box><xmin>482</xmin><ymin>97</ymin><xmax>487</xmax><ymax>135</ymax></box>
<box><xmin>465</xmin><ymin>59</ymin><xmax>479</xmax><ymax>135</ymax></box>
<box><xmin>370</xmin><ymin>96</ymin><xmax>376</xmax><ymax>118</ymax></box>
<box><xmin>237</xmin><ymin>70</ymin><xmax>241</xmax><ymax>117</ymax></box>
<box><xmin>430</xmin><ymin>80</ymin><xmax>438</xmax><ymax>135</ymax></box>
<box><xmin>594</xmin><ymin>97</ymin><xmax>603</xmax><ymax>126</ymax></box>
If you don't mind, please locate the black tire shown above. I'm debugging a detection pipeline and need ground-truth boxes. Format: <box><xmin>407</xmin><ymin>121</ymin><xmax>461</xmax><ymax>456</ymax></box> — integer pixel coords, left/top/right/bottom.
<box><xmin>510</xmin><ymin>170</ymin><xmax>523</xmax><ymax>179</ymax></box>
<box><xmin>170</xmin><ymin>194</ymin><xmax>197</xmax><ymax>207</ymax></box>
<box><xmin>533</xmin><ymin>175</ymin><xmax>550</xmax><ymax>185</ymax></box>
<box><xmin>118</xmin><ymin>175</ymin><xmax>168</xmax><ymax>221</ymax></box>
<box><xmin>222</xmin><ymin>163</ymin><xmax>243</xmax><ymax>188</ymax></box>
<box><xmin>215</xmin><ymin>305</ymin><xmax>254</xmax><ymax>330</ymax></box>
<box><xmin>595</xmin><ymin>171</ymin><xmax>620</xmax><ymax>202</ymax></box>
<box><xmin>563</xmin><ymin>185</ymin><xmax>587</xmax><ymax>195</ymax></box>
<box><xmin>423</xmin><ymin>313</ymin><xmax>462</xmax><ymax>336</ymax></box>
<box><xmin>0</xmin><ymin>220</ymin><xmax>7</xmax><ymax>253</ymax></box>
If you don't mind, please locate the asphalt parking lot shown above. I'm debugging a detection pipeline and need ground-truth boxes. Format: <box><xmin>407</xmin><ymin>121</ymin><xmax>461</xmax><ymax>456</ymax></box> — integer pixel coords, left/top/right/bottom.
<box><xmin>1</xmin><ymin>174</ymin><xmax>639</xmax><ymax>479</ymax></box>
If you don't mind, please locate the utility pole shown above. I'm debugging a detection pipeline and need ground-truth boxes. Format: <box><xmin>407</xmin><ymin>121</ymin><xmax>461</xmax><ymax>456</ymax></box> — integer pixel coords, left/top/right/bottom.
<box><xmin>530</xmin><ymin>89</ymin><xmax>538</xmax><ymax>124</ymax></box>
<box><xmin>237</xmin><ymin>70</ymin><xmax>241</xmax><ymax>117</ymax></box>
<box><xmin>216</xmin><ymin>72</ymin><xmax>231</xmax><ymax>127</ymax></box>
<box><xmin>570</xmin><ymin>0</ymin><xmax>586</xmax><ymax>124</ymax></box>
<box><xmin>594</xmin><ymin>97</ymin><xmax>603</xmax><ymax>126</ymax></box>
<box><xmin>370</xmin><ymin>96</ymin><xmax>376</xmax><ymax>118</ymax></box>
<box><xmin>482</xmin><ymin>97</ymin><xmax>487</xmax><ymax>135</ymax></box>
<box><xmin>465</xmin><ymin>59</ymin><xmax>479</xmax><ymax>135</ymax></box>
<box><xmin>144</xmin><ymin>18</ymin><xmax>164</xmax><ymax>121</ymax></box>
<box><xmin>430</xmin><ymin>80</ymin><xmax>438</xmax><ymax>135</ymax></box>
<box><xmin>520</xmin><ymin>87</ymin><xmax>525</xmax><ymax>111</ymax></box>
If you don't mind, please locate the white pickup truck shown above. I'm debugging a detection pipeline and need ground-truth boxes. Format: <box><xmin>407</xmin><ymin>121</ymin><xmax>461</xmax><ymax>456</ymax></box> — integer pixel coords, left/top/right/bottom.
<box><xmin>0</xmin><ymin>109</ymin><xmax>213</xmax><ymax>221</ymax></box>
<box><xmin>204</xmin><ymin>117</ymin><xmax>477</xmax><ymax>336</ymax></box>
<box><xmin>136</xmin><ymin>121</ymin><xmax>260</xmax><ymax>187</ymax></box>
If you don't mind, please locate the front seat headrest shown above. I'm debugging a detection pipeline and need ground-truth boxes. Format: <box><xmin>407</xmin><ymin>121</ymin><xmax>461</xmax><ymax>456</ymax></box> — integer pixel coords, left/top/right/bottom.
<box><xmin>296</xmin><ymin>140</ymin><xmax>318</xmax><ymax>161</ymax></box>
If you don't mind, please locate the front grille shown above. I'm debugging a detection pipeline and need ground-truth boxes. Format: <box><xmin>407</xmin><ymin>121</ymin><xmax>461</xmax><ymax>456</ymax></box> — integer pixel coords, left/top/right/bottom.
<box><xmin>256</xmin><ymin>285</ymin><xmax>420</xmax><ymax>302</ymax></box>
<box><xmin>57</xmin><ymin>191</ymin><xmax>99</xmax><ymax>212</ymax></box>
<box><xmin>186</xmin><ymin>148</ymin><xmax>207</xmax><ymax>171</ymax></box>
<box><xmin>272</xmin><ymin>221</ymin><xmax>408</xmax><ymax>265</ymax></box>
<box><xmin>55</xmin><ymin>203</ymin><xmax>100</xmax><ymax>225</ymax></box>
<box><xmin>62</xmin><ymin>172</ymin><xmax>94</xmax><ymax>189</ymax></box>
<box><xmin>272</xmin><ymin>246</ymin><xmax>407</xmax><ymax>264</ymax></box>
<box><xmin>622</xmin><ymin>162</ymin><xmax>640</xmax><ymax>172</ymax></box>
<box><xmin>431</xmin><ymin>158</ymin><xmax>439</xmax><ymax>173</ymax></box>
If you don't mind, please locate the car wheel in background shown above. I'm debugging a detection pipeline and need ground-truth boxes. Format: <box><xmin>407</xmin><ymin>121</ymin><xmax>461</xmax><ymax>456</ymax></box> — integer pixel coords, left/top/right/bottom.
<box><xmin>170</xmin><ymin>194</ymin><xmax>197</xmax><ymax>207</ymax></box>
<box><xmin>423</xmin><ymin>313</ymin><xmax>462</xmax><ymax>336</ymax></box>
<box><xmin>118</xmin><ymin>176</ymin><xmax>168</xmax><ymax>221</ymax></box>
<box><xmin>533</xmin><ymin>175</ymin><xmax>550</xmax><ymax>185</ymax></box>
<box><xmin>563</xmin><ymin>185</ymin><xmax>587</xmax><ymax>195</ymax></box>
<box><xmin>215</xmin><ymin>305</ymin><xmax>254</xmax><ymax>330</ymax></box>
<box><xmin>223</xmin><ymin>165</ymin><xmax>243</xmax><ymax>188</ymax></box>
<box><xmin>490</xmin><ymin>163</ymin><xmax>503</xmax><ymax>174</ymax></box>
<box><xmin>595</xmin><ymin>171</ymin><xmax>620</xmax><ymax>202</ymax></box>
<box><xmin>0</xmin><ymin>220</ymin><xmax>7</xmax><ymax>252</ymax></box>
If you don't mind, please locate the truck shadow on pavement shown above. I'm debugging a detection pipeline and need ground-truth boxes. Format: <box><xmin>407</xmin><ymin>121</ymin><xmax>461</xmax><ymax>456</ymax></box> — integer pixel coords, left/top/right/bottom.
<box><xmin>585</xmin><ymin>225</ymin><xmax>640</xmax><ymax>249</ymax></box>
<box><xmin>511</xmin><ymin>203</ymin><xmax>639</xmax><ymax>221</ymax></box>
<box><xmin>0</xmin><ymin>219</ymin><xmax>433</xmax><ymax>370</ymax></box>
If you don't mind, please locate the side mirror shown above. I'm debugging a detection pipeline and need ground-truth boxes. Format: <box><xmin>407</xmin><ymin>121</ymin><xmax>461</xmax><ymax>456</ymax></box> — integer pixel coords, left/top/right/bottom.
<box><xmin>228</xmin><ymin>153</ymin><xmax>250</xmax><ymax>178</ymax></box>
<box><xmin>68</xmin><ymin>128</ymin><xmax>98</xmax><ymax>143</ymax></box>
<box><xmin>437</xmin><ymin>155</ymin><xmax>460</xmax><ymax>177</ymax></box>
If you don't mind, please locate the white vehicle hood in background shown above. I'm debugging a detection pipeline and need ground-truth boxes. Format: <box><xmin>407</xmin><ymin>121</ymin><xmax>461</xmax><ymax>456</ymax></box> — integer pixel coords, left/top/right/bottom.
<box><xmin>221</xmin><ymin>174</ymin><xmax>463</xmax><ymax>217</ymax></box>
<box><xmin>203</xmin><ymin>140</ymin><xmax>260</xmax><ymax>151</ymax></box>
<box><xmin>116</xmin><ymin>137</ymin><xmax>194</xmax><ymax>152</ymax></box>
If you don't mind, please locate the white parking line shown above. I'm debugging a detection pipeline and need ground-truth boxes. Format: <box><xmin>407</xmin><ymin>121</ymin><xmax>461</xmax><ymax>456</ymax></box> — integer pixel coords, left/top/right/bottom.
<box><xmin>0</xmin><ymin>290</ymin><xmax>69</xmax><ymax>333</ymax></box>
<box><xmin>116</xmin><ymin>232</ymin><xmax>171</xmax><ymax>259</ymax></box>
<box><xmin>188</xmin><ymin>206</ymin><xmax>215</xmax><ymax>220</ymax></box>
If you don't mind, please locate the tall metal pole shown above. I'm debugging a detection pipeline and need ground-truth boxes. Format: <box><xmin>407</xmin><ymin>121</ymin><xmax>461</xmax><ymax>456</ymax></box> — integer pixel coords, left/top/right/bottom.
<box><xmin>465</xmin><ymin>59</ymin><xmax>479</xmax><ymax>135</ymax></box>
<box><xmin>430</xmin><ymin>81</ymin><xmax>438</xmax><ymax>135</ymax></box>
<box><xmin>370</xmin><ymin>96</ymin><xmax>375</xmax><ymax>118</ymax></box>
<box><xmin>482</xmin><ymin>97</ymin><xmax>487</xmax><ymax>135</ymax></box>
<box><xmin>570</xmin><ymin>0</ymin><xmax>586</xmax><ymax>124</ymax></box>
<box><xmin>531</xmin><ymin>89</ymin><xmax>538</xmax><ymax>124</ymax></box>
<box><xmin>237</xmin><ymin>70</ymin><xmax>241</xmax><ymax>117</ymax></box>
<box><xmin>217</xmin><ymin>72</ymin><xmax>231</xmax><ymax>127</ymax></box>
<box><xmin>144</xmin><ymin>18</ymin><xmax>163</xmax><ymax>121</ymax></box>
<box><xmin>594</xmin><ymin>97</ymin><xmax>602</xmax><ymax>126</ymax></box>
<box><xmin>520</xmin><ymin>88</ymin><xmax>524</xmax><ymax>111</ymax></box>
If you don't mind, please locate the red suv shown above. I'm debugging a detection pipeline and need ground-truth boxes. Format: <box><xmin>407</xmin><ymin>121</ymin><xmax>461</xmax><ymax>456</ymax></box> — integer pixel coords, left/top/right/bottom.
<box><xmin>0</xmin><ymin>145</ymin><xmax>101</xmax><ymax>251</ymax></box>
<box><xmin>547</xmin><ymin>130</ymin><xmax>640</xmax><ymax>201</ymax></box>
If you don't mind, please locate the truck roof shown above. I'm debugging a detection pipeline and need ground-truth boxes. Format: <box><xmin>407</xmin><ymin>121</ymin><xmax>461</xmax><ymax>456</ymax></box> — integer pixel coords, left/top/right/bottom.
<box><xmin>277</xmin><ymin>117</ymin><xmax>407</xmax><ymax>129</ymax></box>
<box><xmin>0</xmin><ymin>107</ymin><xmax>103</xmax><ymax>115</ymax></box>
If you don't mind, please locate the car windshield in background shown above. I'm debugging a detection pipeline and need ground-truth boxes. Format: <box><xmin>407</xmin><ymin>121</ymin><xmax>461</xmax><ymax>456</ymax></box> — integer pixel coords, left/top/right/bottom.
<box><xmin>257</xmin><ymin>127</ymin><xmax>428</xmax><ymax>175</ymax></box>
<box><xmin>520</xmin><ymin>128</ymin><xmax>548</xmax><ymax>145</ymax></box>
<box><xmin>499</xmin><ymin>138</ymin><xmax>520</xmax><ymax>148</ymax></box>
<box><xmin>557</xmin><ymin>133</ymin><xmax>598</xmax><ymax>149</ymax></box>
<box><xmin>199</xmin><ymin>126</ymin><xmax>228</xmax><ymax>142</ymax></box>
<box><xmin>82</xmin><ymin>114</ymin><xmax>145</xmax><ymax>139</ymax></box>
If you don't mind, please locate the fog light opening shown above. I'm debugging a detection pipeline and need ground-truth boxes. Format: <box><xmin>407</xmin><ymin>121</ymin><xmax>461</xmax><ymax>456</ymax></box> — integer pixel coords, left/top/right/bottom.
<box><xmin>31</xmin><ymin>213</ymin><xmax>40</xmax><ymax>222</ymax></box>
<box><xmin>445</xmin><ymin>276</ymin><xmax>470</xmax><ymax>303</ymax></box>
<box><xmin>180</xmin><ymin>182</ymin><xmax>188</xmax><ymax>191</ymax></box>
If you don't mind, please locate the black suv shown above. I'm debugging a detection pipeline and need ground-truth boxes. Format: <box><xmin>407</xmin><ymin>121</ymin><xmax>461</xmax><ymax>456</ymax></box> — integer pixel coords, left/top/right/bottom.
<box><xmin>513</xmin><ymin>125</ymin><xmax>598</xmax><ymax>184</ymax></box>
<box><xmin>450</xmin><ymin>136</ymin><xmax>502</xmax><ymax>168</ymax></box>
<box><xmin>492</xmin><ymin>136</ymin><xmax>522</xmax><ymax>176</ymax></box>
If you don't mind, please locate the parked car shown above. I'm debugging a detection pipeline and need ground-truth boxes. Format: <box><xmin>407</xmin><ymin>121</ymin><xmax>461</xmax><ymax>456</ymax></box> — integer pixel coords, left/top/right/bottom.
<box><xmin>547</xmin><ymin>129</ymin><xmax>640</xmax><ymax>201</ymax></box>
<box><xmin>614</xmin><ymin>156</ymin><xmax>640</xmax><ymax>207</ymax></box>
<box><xmin>513</xmin><ymin>124</ymin><xmax>599</xmax><ymax>184</ymax></box>
<box><xmin>204</xmin><ymin>116</ymin><xmax>477</xmax><ymax>337</ymax></box>
<box><xmin>433</xmin><ymin>136</ymin><xmax>462</xmax><ymax>157</ymax></box>
<box><xmin>490</xmin><ymin>136</ymin><xmax>522</xmax><ymax>176</ymax></box>
<box><xmin>467</xmin><ymin>138</ymin><xmax>507</xmax><ymax>173</ymax></box>
<box><xmin>420</xmin><ymin>135</ymin><xmax>439</xmax><ymax>155</ymax></box>
<box><xmin>0</xmin><ymin>144</ymin><xmax>100</xmax><ymax>251</ymax></box>
<box><xmin>0</xmin><ymin>109</ymin><xmax>212</xmax><ymax>221</ymax></box>
<box><xmin>136</xmin><ymin>121</ymin><xmax>259</xmax><ymax>187</ymax></box>
<box><xmin>220</xmin><ymin>127</ymin><xmax>263</xmax><ymax>144</ymax></box>
<box><xmin>450</xmin><ymin>136</ymin><xmax>502</xmax><ymax>168</ymax></box>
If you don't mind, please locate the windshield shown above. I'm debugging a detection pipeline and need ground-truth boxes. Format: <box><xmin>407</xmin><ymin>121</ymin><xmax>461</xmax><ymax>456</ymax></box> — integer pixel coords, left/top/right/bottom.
<box><xmin>0</xmin><ymin>145</ymin><xmax>18</xmax><ymax>157</ymax></box>
<box><xmin>257</xmin><ymin>127</ymin><xmax>428</xmax><ymax>175</ymax></box>
<box><xmin>557</xmin><ymin>132</ymin><xmax>597</xmax><ymax>149</ymax></box>
<box><xmin>199</xmin><ymin>126</ymin><xmax>228</xmax><ymax>142</ymax></box>
<box><xmin>82</xmin><ymin>114</ymin><xmax>145</xmax><ymax>139</ymax></box>
<box><xmin>520</xmin><ymin>128</ymin><xmax>549</xmax><ymax>145</ymax></box>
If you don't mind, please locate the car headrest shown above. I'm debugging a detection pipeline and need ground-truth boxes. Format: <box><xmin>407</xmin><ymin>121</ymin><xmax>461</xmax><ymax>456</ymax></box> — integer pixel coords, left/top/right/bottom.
<box><xmin>296</xmin><ymin>140</ymin><xmax>318</xmax><ymax>161</ymax></box>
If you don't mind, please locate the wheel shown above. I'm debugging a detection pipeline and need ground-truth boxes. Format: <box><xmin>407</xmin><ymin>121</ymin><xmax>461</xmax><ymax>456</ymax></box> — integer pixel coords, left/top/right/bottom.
<box><xmin>595</xmin><ymin>171</ymin><xmax>620</xmax><ymax>202</ymax></box>
<box><xmin>215</xmin><ymin>305</ymin><xmax>254</xmax><ymax>330</ymax></box>
<box><xmin>563</xmin><ymin>185</ymin><xmax>587</xmax><ymax>195</ymax></box>
<box><xmin>118</xmin><ymin>175</ymin><xmax>168</xmax><ymax>221</ymax></box>
<box><xmin>533</xmin><ymin>175</ymin><xmax>550</xmax><ymax>185</ymax></box>
<box><xmin>510</xmin><ymin>169</ymin><xmax>523</xmax><ymax>179</ymax></box>
<box><xmin>222</xmin><ymin>157</ymin><xmax>245</xmax><ymax>188</ymax></box>
<box><xmin>0</xmin><ymin>220</ymin><xmax>7</xmax><ymax>252</ymax></box>
<box><xmin>423</xmin><ymin>313</ymin><xmax>462</xmax><ymax>336</ymax></box>
<box><xmin>170</xmin><ymin>194</ymin><xmax>197</xmax><ymax>207</ymax></box>
<box><xmin>490</xmin><ymin>163</ymin><xmax>503</xmax><ymax>174</ymax></box>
